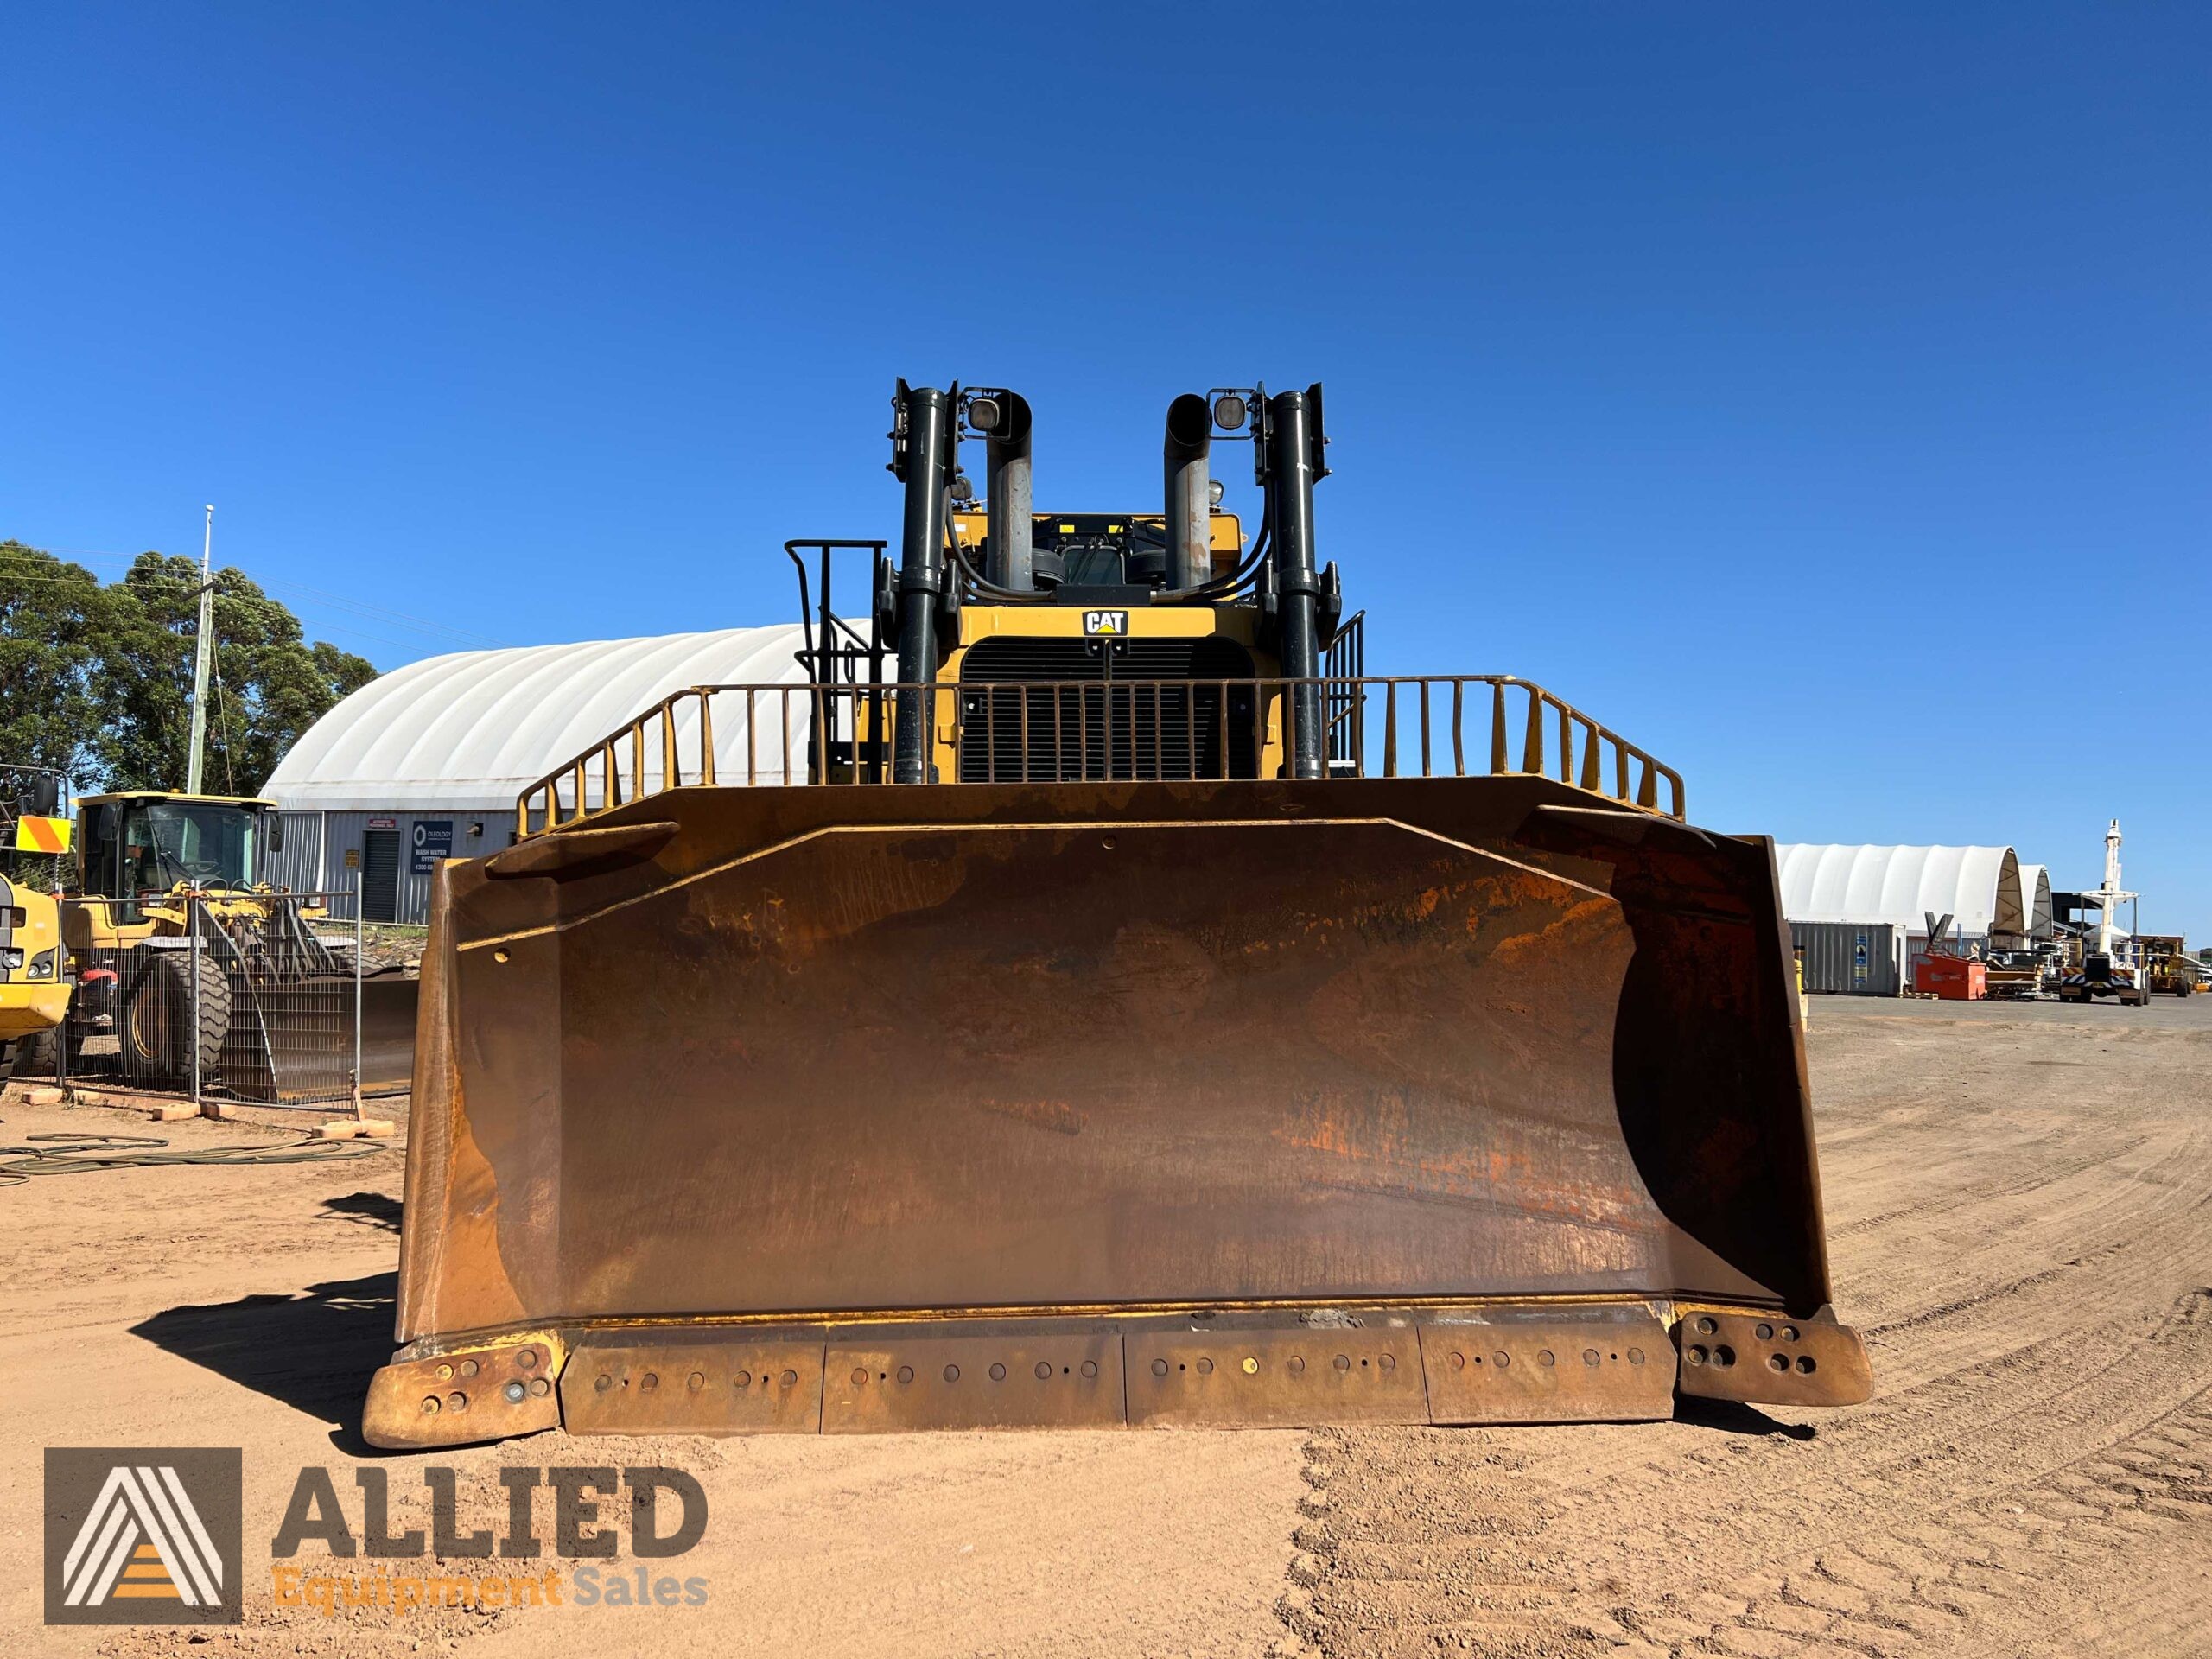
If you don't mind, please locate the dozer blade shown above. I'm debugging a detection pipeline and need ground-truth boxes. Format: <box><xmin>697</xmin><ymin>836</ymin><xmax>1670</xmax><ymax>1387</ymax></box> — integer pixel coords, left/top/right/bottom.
<box><xmin>366</xmin><ymin>776</ymin><xmax>1871</xmax><ymax>1448</ymax></box>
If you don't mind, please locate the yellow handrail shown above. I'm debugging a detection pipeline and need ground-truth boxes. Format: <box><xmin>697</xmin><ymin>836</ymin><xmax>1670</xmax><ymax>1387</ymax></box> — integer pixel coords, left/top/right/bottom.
<box><xmin>513</xmin><ymin>675</ymin><xmax>1687</xmax><ymax>839</ymax></box>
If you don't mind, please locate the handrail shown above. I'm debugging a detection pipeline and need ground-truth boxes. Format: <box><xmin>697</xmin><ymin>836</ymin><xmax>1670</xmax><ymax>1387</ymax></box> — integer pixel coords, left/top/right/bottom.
<box><xmin>514</xmin><ymin>675</ymin><xmax>1687</xmax><ymax>839</ymax></box>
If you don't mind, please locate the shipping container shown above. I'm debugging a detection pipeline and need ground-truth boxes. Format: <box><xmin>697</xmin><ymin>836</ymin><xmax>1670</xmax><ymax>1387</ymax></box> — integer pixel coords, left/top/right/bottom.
<box><xmin>1792</xmin><ymin>920</ymin><xmax>1910</xmax><ymax>996</ymax></box>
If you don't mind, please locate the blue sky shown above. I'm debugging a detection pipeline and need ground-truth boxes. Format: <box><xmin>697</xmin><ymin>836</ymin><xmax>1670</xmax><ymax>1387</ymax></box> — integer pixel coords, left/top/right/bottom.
<box><xmin>4</xmin><ymin>6</ymin><xmax>2206</xmax><ymax>932</ymax></box>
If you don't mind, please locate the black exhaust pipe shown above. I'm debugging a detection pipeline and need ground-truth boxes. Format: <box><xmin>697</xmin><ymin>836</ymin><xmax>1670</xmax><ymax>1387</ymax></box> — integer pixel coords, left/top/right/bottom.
<box><xmin>1262</xmin><ymin>384</ymin><xmax>1327</xmax><ymax>779</ymax></box>
<box><xmin>983</xmin><ymin>391</ymin><xmax>1034</xmax><ymax>592</ymax></box>
<box><xmin>888</xmin><ymin>378</ymin><xmax>952</xmax><ymax>783</ymax></box>
<box><xmin>1163</xmin><ymin>393</ymin><xmax>1212</xmax><ymax>590</ymax></box>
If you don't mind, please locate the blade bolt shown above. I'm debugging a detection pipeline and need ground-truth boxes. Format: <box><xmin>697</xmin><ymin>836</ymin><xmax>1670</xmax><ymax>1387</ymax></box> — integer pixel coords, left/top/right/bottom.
<box><xmin>505</xmin><ymin>1381</ymin><xmax>526</xmax><ymax>1402</ymax></box>
<box><xmin>421</xmin><ymin>1396</ymin><xmax>441</xmax><ymax>1415</ymax></box>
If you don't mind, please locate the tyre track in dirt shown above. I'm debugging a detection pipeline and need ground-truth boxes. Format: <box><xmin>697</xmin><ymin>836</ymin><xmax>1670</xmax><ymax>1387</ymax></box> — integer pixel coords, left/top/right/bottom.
<box><xmin>1283</xmin><ymin>1001</ymin><xmax>2212</xmax><ymax>1657</ymax></box>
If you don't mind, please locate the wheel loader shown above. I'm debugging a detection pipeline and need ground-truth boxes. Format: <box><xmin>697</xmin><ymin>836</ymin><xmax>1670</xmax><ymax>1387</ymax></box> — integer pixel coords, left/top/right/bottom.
<box><xmin>60</xmin><ymin>791</ymin><xmax>415</xmax><ymax>1100</ymax></box>
<box><xmin>0</xmin><ymin>767</ymin><xmax>72</xmax><ymax>1081</ymax></box>
<box><xmin>366</xmin><ymin>380</ymin><xmax>1873</xmax><ymax>1448</ymax></box>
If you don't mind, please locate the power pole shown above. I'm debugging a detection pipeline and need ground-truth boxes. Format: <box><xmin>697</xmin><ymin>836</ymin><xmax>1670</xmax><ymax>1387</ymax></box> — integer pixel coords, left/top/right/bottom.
<box><xmin>185</xmin><ymin>504</ymin><xmax>215</xmax><ymax>796</ymax></box>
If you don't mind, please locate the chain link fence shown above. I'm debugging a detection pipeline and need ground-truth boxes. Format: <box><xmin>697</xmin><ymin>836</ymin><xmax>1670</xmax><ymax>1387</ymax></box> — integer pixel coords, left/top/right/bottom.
<box><xmin>48</xmin><ymin>887</ymin><xmax>417</xmax><ymax>1109</ymax></box>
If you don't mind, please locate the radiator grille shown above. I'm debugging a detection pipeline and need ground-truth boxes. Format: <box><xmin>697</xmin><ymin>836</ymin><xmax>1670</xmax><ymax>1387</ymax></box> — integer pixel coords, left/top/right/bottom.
<box><xmin>957</xmin><ymin>637</ymin><xmax>1260</xmax><ymax>781</ymax></box>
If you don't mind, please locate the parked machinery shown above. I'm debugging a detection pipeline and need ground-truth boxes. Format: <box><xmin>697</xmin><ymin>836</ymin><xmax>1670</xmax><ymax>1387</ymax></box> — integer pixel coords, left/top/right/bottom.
<box><xmin>63</xmin><ymin>791</ymin><xmax>415</xmax><ymax>1098</ymax></box>
<box><xmin>2055</xmin><ymin>821</ymin><xmax>2149</xmax><ymax>1006</ymax></box>
<box><xmin>0</xmin><ymin>766</ymin><xmax>73</xmax><ymax>1079</ymax></box>
<box><xmin>367</xmin><ymin>380</ymin><xmax>1872</xmax><ymax>1448</ymax></box>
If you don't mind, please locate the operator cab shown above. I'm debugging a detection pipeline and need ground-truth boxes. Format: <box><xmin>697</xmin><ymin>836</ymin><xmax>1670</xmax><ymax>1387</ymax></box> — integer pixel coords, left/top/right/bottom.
<box><xmin>77</xmin><ymin>793</ymin><xmax>275</xmax><ymax>899</ymax></box>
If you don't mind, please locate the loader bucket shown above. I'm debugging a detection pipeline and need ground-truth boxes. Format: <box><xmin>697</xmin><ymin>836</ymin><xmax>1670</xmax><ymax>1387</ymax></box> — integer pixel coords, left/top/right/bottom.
<box><xmin>365</xmin><ymin>774</ymin><xmax>1870</xmax><ymax>1447</ymax></box>
<box><xmin>211</xmin><ymin>970</ymin><xmax>418</xmax><ymax>1103</ymax></box>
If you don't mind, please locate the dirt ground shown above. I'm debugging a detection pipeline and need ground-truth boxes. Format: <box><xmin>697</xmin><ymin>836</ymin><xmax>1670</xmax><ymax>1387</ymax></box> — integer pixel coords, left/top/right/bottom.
<box><xmin>4</xmin><ymin>994</ymin><xmax>2209</xmax><ymax>1658</ymax></box>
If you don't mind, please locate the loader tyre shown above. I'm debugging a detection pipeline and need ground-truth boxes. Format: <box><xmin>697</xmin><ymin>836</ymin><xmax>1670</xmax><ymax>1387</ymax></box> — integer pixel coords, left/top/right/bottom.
<box><xmin>120</xmin><ymin>952</ymin><xmax>232</xmax><ymax>1084</ymax></box>
<box><xmin>9</xmin><ymin>1023</ymin><xmax>75</xmax><ymax>1084</ymax></box>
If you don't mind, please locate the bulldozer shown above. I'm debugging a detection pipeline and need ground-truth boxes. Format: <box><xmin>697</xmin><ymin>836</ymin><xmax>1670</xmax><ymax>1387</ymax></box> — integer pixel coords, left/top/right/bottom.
<box><xmin>365</xmin><ymin>381</ymin><xmax>1873</xmax><ymax>1448</ymax></box>
<box><xmin>61</xmin><ymin>790</ymin><xmax>415</xmax><ymax>1100</ymax></box>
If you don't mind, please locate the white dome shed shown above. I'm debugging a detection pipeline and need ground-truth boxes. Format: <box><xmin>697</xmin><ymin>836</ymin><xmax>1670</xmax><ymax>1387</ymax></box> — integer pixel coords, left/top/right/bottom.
<box><xmin>267</xmin><ymin>625</ymin><xmax>816</xmax><ymax>813</ymax></box>
<box><xmin>261</xmin><ymin>625</ymin><xmax>816</xmax><ymax>921</ymax></box>
<box><xmin>1775</xmin><ymin>844</ymin><xmax>2025</xmax><ymax>943</ymax></box>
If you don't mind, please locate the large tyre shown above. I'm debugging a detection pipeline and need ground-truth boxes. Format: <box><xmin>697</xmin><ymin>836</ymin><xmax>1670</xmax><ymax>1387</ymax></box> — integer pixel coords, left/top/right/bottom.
<box><xmin>119</xmin><ymin>951</ymin><xmax>232</xmax><ymax>1085</ymax></box>
<box><xmin>9</xmin><ymin>1025</ymin><xmax>73</xmax><ymax>1084</ymax></box>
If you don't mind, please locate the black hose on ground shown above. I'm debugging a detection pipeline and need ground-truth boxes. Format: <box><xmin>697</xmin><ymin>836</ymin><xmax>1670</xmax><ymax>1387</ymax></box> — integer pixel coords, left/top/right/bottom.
<box><xmin>0</xmin><ymin>1131</ymin><xmax>389</xmax><ymax>1188</ymax></box>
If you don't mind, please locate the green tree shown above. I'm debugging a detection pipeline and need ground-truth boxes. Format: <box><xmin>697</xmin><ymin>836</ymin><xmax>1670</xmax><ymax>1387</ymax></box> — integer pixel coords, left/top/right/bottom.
<box><xmin>0</xmin><ymin>541</ymin><xmax>114</xmax><ymax>779</ymax></box>
<box><xmin>0</xmin><ymin>542</ymin><xmax>377</xmax><ymax>793</ymax></box>
<box><xmin>93</xmin><ymin>552</ymin><xmax>377</xmax><ymax>792</ymax></box>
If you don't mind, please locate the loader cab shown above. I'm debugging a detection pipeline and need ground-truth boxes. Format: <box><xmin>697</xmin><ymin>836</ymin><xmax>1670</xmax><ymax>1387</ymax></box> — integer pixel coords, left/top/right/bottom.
<box><xmin>77</xmin><ymin>792</ymin><xmax>273</xmax><ymax>903</ymax></box>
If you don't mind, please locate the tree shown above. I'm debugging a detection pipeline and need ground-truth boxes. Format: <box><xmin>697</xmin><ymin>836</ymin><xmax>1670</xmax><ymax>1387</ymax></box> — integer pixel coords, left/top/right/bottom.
<box><xmin>0</xmin><ymin>541</ymin><xmax>114</xmax><ymax>779</ymax></box>
<box><xmin>0</xmin><ymin>542</ymin><xmax>377</xmax><ymax>793</ymax></box>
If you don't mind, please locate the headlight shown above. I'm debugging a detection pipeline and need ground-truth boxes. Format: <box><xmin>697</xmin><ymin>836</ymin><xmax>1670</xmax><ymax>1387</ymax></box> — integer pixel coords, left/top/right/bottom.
<box><xmin>0</xmin><ymin>948</ymin><xmax>22</xmax><ymax>971</ymax></box>
<box><xmin>29</xmin><ymin>949</ymin><xmax>55</xmax><ymax>979</ymax></box>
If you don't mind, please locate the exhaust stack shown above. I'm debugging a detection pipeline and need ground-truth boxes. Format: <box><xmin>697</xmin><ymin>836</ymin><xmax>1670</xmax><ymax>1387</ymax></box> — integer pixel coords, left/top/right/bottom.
<box><xmin>888</xmin><ymin>378</ymin><xmax>952</xmax><ymax>783</ymax></box>
<box><xmin>983</xmin><ymin>391</ymin><xmax>1035</xmax><ymax>591</ymax></box>
<box><xmin>1263</xmin><ymin>384</ymin><xmax>1326</xmax><ymax>779</ymax></box>
<box><xmin>1163</xmin><ymin>393</ymin><xmax>1212</xmax><ymax>589</ymax></box>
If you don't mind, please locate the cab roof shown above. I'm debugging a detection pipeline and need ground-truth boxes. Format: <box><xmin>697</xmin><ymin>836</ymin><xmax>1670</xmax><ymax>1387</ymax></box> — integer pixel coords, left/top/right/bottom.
<box><xmin>78</xmin><ymin>791</ymin><xmax>276</xmax><ymax>810</ymax></box>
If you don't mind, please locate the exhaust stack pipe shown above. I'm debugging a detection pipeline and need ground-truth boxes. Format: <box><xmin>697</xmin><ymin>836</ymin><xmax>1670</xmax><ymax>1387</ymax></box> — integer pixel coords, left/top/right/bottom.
<box><xmin>1262</xmin><ymin>384</ymin><xmax>1327</xmax><ymax>779</ymax></box>
<box><xmin>1163</xmin><ymin>393</ymin><xmax>1212</xmax><ymax>589</ymax></box>
<box><xmin>982</xmin><ymin>391</ymin><xmax>1034</xmax><ymax>591</ymax></box>
<box><xmin>888</xmin><ymin>378</ymin><xmax>953</xmax><ymax>783</ymax></box>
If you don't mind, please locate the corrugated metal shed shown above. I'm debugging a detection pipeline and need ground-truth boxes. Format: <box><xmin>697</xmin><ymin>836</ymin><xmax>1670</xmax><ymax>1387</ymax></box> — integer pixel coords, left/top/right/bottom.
<box><xmin>264</xmin><ymin>624</ymin><xmax>817</xmax><ymax>814</ymax></box>
<box><xmin>1774</xmin><ymin>844</ymin><xmax>2024</xmax><ymax>940</ymax></box>
<box><xmin>1792</xmin><ymin>921</ymin><xmax>1910</xmax><ymax>996</ymax></box>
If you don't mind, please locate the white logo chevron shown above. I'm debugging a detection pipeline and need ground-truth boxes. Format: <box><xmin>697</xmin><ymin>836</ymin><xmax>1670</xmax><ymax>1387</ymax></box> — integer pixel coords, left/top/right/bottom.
<box><xmin>60</xmin><ymin>1465</ymin><xmax>225</xmax><ymax>1609</ymax></box>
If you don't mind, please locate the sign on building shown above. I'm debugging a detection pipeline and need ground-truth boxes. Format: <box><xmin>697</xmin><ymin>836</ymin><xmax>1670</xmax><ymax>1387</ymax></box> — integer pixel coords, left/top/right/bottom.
<box><xmin>410</xmin><ymin>820</ymin><xmax>454</xmax><ymax>874</ymax></box>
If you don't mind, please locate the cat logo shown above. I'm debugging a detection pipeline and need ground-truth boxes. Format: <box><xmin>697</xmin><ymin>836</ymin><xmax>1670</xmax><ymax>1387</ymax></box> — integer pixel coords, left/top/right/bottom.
<box><xmin>1082</xmin><ymin>610</ymin><xmax>1129</xmax><ymax>638</ymax></box>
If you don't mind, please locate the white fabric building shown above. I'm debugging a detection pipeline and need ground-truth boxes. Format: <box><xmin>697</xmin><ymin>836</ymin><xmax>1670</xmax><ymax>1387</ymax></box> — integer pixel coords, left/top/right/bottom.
<box><xmin>1775</xmin><ymin>844</ymin><xmax>2030</xmax><ymax>947</ymax></box>
<box><xmin>2014</xmin><ymin>863</ymin><xmax>2054</xmax><ymax>940</ymax></box>
<box><xmin>263</xmin><ymin>625</ymin><xmax>815</xmax><ymax>920</ymax></box>
<box><xmin>269</xmin><ymin>625</ymin><xmax>816</xmax><ymax>812</ymax></box>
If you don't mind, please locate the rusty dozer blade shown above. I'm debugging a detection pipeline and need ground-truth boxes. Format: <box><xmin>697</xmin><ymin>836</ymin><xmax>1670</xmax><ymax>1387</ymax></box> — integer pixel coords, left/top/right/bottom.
<box><xmin>365</xmin><ymin>774</ymin><xmax>1871</xmax><ymax>1448</ymax></box>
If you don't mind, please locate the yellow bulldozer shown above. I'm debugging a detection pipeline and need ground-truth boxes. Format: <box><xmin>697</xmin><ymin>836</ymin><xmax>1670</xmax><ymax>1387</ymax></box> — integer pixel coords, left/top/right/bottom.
<box><xmin>61</xmin><ymin>790</ymin><xmax>414</xmax><ymax>1099</ymax></box>
<box><xmin>366</xmin><ymin>381</ymin><xmax>1872</xmax><ymax>1448</ymax></box>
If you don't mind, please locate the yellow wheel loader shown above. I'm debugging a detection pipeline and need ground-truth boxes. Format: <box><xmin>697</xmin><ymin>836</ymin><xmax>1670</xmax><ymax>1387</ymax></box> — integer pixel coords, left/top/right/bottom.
<box><xmin>62</xmin><ymin>792</ymin><xmax>415</xmax><ymax>1100</ymax></box>
<box><xmin>367</xmin><ymin>381</ymin><xmax>1872</xmax><ymax>1448</ymax></box>
<box><xmin>0</xmin><ymin>766</ymin><xmax>75</xmax><ymax>1082</ymax></box>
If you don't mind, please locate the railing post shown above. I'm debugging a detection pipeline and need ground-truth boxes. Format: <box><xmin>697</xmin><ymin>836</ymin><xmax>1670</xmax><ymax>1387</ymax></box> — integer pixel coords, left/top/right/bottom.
<box><xmin>1418</xmin><ymin>681</ymin><xmax>1432</xmax><ymax>778</ymax></box>
<box><xmin>698</xmin><ymin>691</ymin><xmax>717</xmax><ymax>786</ymax></box>
<box><xmin>664</xmin><ymin>702</ymin><xmax>681</xmax><ymax>791</ymax></box>
<box><xmin>1490</xmin><ymin>683</ymin><xmax>1508</xmax><ymax>775</ymax></box>
<box><xmin>1383</xmin><ymin>682</ymin><xmax>1398</xmax><ymax>779</ymax></box>
<box><xmin>1522</xmin><ymin>687</ymin><xmax>1545</xmax><ymax>775</ymax></box>
<box><xmin>1557</xmin><ymin>702</ymin><xmax>1572</xmax><ymax>784</ymax></box>
<box><xmin>188</xmin><ymin>895</ymin><xmax>202</xmax><ymax>1114</ymax></box>
<box><xmin>1452</xmin><ymin>680</ymin><xmax>1465</xmax><ymax>777</ymax></box>
<box><xmin>353</xmin><ymin>872</ymin><xmax>365</xmax><ymax>1118</ymax></box>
